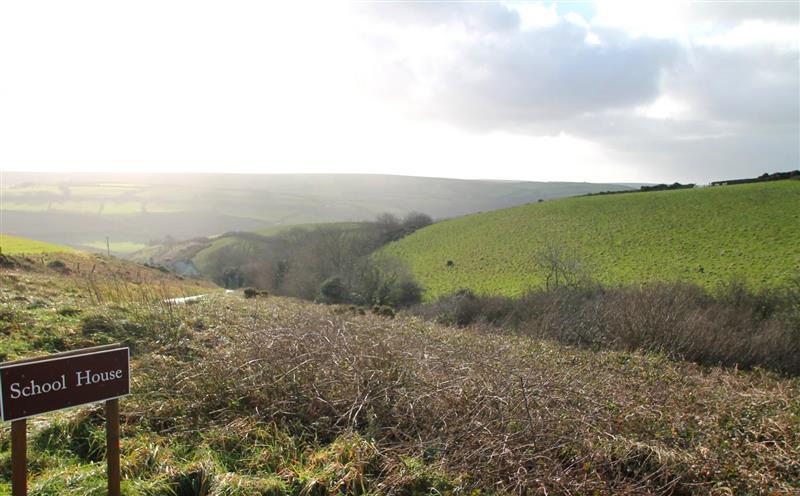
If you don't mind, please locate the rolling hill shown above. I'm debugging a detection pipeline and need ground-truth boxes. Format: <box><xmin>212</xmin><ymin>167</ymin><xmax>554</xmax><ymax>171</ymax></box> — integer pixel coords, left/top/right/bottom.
<box><xmin>1</xmin><ymin>172</ymin><xmax>634</xmax><ymax>253</ymax></box>
<box><xmin>382</xmin><ymin>180</ymin><xmax>800</xmax><ymax>298</ymax></box>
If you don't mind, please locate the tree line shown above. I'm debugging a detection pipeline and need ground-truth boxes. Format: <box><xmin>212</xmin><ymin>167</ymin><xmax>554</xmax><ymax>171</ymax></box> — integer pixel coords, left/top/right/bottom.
<box><xmin>203</xmin><ymin>212</ymin><xmax>433</xmax><ymax>308</ymax></box>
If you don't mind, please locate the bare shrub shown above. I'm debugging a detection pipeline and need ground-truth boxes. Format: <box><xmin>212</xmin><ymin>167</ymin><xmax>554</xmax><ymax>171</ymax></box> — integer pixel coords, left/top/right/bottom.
<box><xmin>130</xmin><ymin>296</ymin><xmax>800</xmax><ymax>494</ymax></box>
<box><xmin>534</xmin><ymin>241</ymin><xmax>596</xmax><ymax>290</ymax></box>
<box><xmin>416</xmin><ymin>281</ymin><xmax>800</xmax><ymax>375</ymax></box>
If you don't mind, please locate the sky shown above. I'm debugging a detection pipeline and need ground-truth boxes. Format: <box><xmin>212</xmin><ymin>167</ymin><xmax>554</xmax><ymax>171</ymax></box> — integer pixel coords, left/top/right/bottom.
<box><xmin>0</xmin><ymin>1</ymin><xmax>798</xmax><ymax>184</ymax></box>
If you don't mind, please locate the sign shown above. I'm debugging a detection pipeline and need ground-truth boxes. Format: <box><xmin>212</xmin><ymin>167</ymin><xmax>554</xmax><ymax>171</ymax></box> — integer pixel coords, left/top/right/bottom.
<box><xmin>0</xmin><ymin>345</ymin><xmax>129</xmax><ymax>496</ymax></box>
<box><xmin>0</xmin><ymin>346</ymin><xmax>129</xmax><ymax>422</ymax></box>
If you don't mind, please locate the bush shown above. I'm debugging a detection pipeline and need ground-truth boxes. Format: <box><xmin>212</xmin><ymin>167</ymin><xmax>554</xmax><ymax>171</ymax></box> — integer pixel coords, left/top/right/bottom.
<box><xmin>414</xmin><ymin>282</ymin><xmax>800</xmax><ymax>375</ymax></box>
<box><xmin>81</xmin><ymin>315</ymin><xmax>122</xmax><ymax>336</ymax></box>
<box><xmin>47</xmin><ymin>260</ymin><xmax>69</xmax><ymax>273</ymax></box>
<box><xmin>131</xmin><ymin>295</ymin><xmax>800</xmax><ymax>494</ymax></box>
<box><xmin>387</xmin><ymin>280</ymin><xmax>424</xmax><ymax>308</ymax></box>
<box><xmin>415</xmin><ymin>289</ymin><xmax>489</xmax><ymax>327</ymax></box>
<box><xmin>402</xmin><ymin>212</ymin><xmax>433</xmax><ymax>232</ymax></box>
<box><xmin>0</xmin><ymin>255</ymin><xmax>19</xmax><ymax>268</ymax></box>
<box><xmin>371</xmin><ymin>305</ymin><xmax>395</xmax><ymax>318</ymax></box>
<box><xmin>318</xmin><ymin>277</ymin><xmax>349</xmax><ymax>304</ymax></box>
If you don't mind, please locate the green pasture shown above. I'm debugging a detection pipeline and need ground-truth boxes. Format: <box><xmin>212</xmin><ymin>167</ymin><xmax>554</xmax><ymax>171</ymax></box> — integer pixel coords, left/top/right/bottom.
<box><xmin>382</xmin><ymin>180</ymin><xmax>800</xmax><ymax>299</ymax></box>
<box><xmin>0</xmin><ymin>235</ymin><xmax>75</xmax><ymax>255</ymax></box>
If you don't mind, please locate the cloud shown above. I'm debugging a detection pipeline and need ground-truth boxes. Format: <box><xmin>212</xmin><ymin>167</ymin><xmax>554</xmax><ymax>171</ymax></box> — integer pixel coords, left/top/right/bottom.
<box><xmin>3</xmin><ymin>1</ymin><xmax>796</xmax><ymax>184</ymax></box>
<box><xmin>592</xmin><ymin>1</ymin><xmax>799</xmax><ymax>38</ymax></box>
<box><xmin>422</xmin><ymin>22</ymin><xmax>679</xmax><ymax>129</ymax></box>
<box><xmin>605</xmin><ymin>125</ymin><xmax>800</xmax><ymax>182</ymax></box>
<box><xmin>359</xmin><ymin>2</ymin><xmax>520</xmax><ymax>31</ymax></box>
<box><xmin>671</xmin><ymin>45</ymin><xmax>799</xmax><ymax>125</ymax></box>
<box><xmin>355</xmin><ymin>2</ymin><xmax>799</xmax><ymax>181</ymax></box>
<box><xmin>689</xmin><ymin>2</ymin><xmax>800</xmax><ymax>24</ymax></box>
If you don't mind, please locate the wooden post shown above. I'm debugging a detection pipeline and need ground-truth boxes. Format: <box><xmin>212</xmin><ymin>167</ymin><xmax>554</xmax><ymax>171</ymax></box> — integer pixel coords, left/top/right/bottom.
<box><xmin>105</xmin><ymin>399</ymin><xmax>121</xmax><ymax>496</ymax></box>
<box><xmin>11</xmin><ymin>419</ymin><xmax>26</xmax><ymax>496</ymax></box>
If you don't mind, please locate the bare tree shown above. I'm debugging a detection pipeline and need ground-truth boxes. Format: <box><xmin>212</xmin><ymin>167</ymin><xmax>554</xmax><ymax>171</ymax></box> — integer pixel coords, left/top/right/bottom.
<box><xmin>535</xmin><ymin>241</ymin><xmax>592</xmax><ymax>290</ymax></box>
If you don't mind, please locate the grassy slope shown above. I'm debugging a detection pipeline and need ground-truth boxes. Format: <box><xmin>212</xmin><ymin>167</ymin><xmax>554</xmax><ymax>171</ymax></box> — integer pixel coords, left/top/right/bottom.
<box><xmin>0</xmin><ymin>260</ymin><xmax>797</xmax><ymax>494</ymax></box>
<box><xmin>0</xmin><ymin>253</ymin><xmax>214</xmax><ymax>361</ymax></box>
<box><xmin>191</xmin><ymin>235</ymin><xmax>254</xmax><ymax>275</ymax></box>
<box><xmin>1</xmin><ymin>234</ymin><xmax>75</xmax><ymax>254</ymax></box>
<box><xmin>383</xmin><ymin>180</ymin><xmax>800</xmax><ymax>298</ymax></box>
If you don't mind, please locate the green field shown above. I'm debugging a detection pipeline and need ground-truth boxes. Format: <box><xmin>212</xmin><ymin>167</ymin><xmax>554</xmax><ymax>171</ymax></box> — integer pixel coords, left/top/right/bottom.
<box><xmin>382</xmin><ymin>180</ymin><xmax>800</xmax><ymax>299</ymax></box>
<box><xmin>0</xmin><ymin>234</ymin><xmax>75</xmax><ymax>254</ymax></box>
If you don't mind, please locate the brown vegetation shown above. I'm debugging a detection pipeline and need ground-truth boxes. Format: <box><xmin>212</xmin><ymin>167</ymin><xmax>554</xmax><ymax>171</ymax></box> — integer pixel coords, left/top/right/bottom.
<box><xmin>130</xmin><ymin>295</ymin><xmax>800</xmax><ymax>494</ymax></box>
<box><xmin>1</xmin><ymin>254</ymin><xmax>797</xmax><ymax>494</ymax></box>
<box><xmin>414</xmin><ymin>280</ymin><xmax>800</xmax><ymax>376</ymax></box>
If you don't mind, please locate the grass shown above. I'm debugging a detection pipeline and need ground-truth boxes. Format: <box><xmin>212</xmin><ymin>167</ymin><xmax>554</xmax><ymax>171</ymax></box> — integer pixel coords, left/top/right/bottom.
<box><xmin>81</xmin><ymin>240</ymin><xmax>149</xmax><ymax>255</ymax></box>
<box><xmin>0</xmin><ymin>235</ymin><xmax>75</xmax><ymax>255</ymax></box>
<box><xmin>0</xmin><ymin>253</ymin><xmax>215</xmax><ymax>362</ymax></box>
<box><xmin>0</xmin><ymin>255</ymin><xmax>798</xmax><ymax>494</ymax></box>
<box><xmin>382</xmin><ymin>180</ymin><xmax>800</xmax><ymax>299</ymax></box>
<box><xmin>191</xmin><ymin>236</ymin><xmax>259</xmax><ymax>276</ymax></box>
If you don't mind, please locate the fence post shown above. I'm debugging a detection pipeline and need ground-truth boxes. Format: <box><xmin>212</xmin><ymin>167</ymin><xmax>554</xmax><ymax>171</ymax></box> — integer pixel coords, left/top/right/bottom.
<box><xmin>106</xmin><ymin>399</ymin><xmax>121</xmax><ymax>496</ymax></box>
<box><xmin>11</xmin><ymin>419</ymin><xmax>26</xmax><ymax>496</ymax></box>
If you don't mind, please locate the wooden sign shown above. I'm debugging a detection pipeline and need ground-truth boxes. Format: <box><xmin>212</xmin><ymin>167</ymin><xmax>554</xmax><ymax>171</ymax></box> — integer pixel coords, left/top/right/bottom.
<box><xmin>0</xmin><ymin>344</ymin><xmax>129</xmax><ymax>496</ymax></box>
<box><xmin>0</xmin><ymin>346</ymin><xmax>129</xmax><ymax>421</ymax></box>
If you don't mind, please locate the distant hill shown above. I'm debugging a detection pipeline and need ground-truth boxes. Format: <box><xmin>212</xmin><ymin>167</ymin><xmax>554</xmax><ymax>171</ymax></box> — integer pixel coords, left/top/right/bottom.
<box><xmin>1</xmin><ymin>172</ymin><xmax>634</xmax><ymax>253</ymax></box>
<box><xmin>382</xmin><ymin>180</ymin><xmax>800</xmax><ymax>298</ymax></box>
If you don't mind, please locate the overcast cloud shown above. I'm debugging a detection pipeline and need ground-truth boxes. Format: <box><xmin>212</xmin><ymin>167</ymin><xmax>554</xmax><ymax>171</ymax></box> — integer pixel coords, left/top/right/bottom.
<box><xmin>357</xmin><ymin>1</ymin><xmax>799</xmax><ymax>181</ymax></box>
<box><xmin>0</xmin><ymin>1</ymin><xmax>798</xmax><ymax>183</ymax></box>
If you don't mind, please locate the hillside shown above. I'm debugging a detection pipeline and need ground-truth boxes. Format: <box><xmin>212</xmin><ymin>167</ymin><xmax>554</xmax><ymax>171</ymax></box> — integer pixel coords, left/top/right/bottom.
<box><xmin>129</xmin><ymin>222</ymin><xmax>367</xmax><ymax>280</ymax></box>
<box><xmin>0</xmin><ymin>253</ymin><xmax>214</xmax><ymax>361</ymax></box>
<box><xmin>0</xmin><ymin>254</ymin><xmax>797</xmax><ymax>494</ymax></box>
<box><xmin>382</xmin><ymin>180</ymin><xmax>800</xmax><ymax>298</ymax></box>
<box><xmin>0</xmin><ymin>234</ymin><xmax>75</xmax><ymax>255</ymax></box>
<box><xmin>1</xmin><ymin>172</ymin><xmax>634</xmax><ymax>253</ymax></box>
